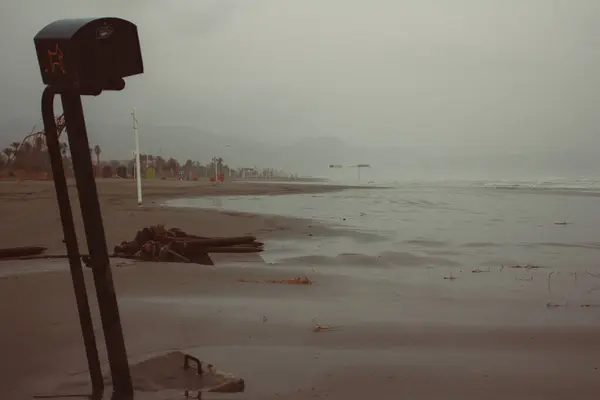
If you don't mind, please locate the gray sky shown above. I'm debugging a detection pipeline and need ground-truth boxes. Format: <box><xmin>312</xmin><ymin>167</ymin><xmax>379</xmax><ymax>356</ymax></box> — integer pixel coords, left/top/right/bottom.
<box><xmin>1</xmin><ymin>0</ymin><xmax>599</xmax><ymax>154</ymax></box>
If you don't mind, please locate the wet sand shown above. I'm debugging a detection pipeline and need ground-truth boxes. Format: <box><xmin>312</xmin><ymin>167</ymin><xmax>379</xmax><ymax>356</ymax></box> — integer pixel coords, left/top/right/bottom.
<box><xmin>0</xmin><ymin>179</ymin><xmax>358</xmax><ymax>254</ymax></box>
<box><xmin>1</xmin><ymin>180</ymin><xmax>600</xmax><ymax>399</ymax></box>
<box><xmin>2</xmin><ymin>263</ymin><xmax>600</xmax><ymax>399</ymax></box>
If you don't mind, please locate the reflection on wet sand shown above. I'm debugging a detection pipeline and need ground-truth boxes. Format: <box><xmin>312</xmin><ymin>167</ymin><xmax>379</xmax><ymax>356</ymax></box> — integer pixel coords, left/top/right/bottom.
<box><xmin>3</xmin><ymin>180</ymin><xmax>600</xmax><ymax>399</ymax></box>
<box><xmin>5</xmin><ymin>261</ymin><xmax>600</xmax><ymax>400</ymax></box>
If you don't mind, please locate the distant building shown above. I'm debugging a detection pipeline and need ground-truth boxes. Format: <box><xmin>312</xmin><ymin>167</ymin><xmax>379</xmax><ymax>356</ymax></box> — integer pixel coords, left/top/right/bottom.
<box><xmin>145</xmin><ymin>166</ymin><xmax>156</xmax><ymax>179</ymax></box>
<box><xmin>239</xmin><ymin>167</ymin><xmax>259</xmax><ymax>179</ymax></box>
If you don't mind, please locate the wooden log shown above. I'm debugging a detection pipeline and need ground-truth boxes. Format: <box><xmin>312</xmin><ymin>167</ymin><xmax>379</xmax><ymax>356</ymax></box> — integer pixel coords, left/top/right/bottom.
<box><xmin>0</xmin><ymin>246</ymin><xmax>47</xmax><ymax>259</ymax></box>
<box><xmin>133</xmin><ymin>228</ymin><xmax>155</xmax><ymax>245</ymax></box>
<box><xmin>2</xmin><ymin>253</ymin><xmax>214</xmax><ymax>266</ymax></box>
<box><xmin>168</xmin><ymin>228</ymin><xmax>208</xmax><ymax>239</ymax></box>
<box><xmin>215</xmin><ymin>243</ymin><xmax>264</xmax><ymax>249</ymax></box>
<box><xmin>179</xmin><ymin>236</ymin><xmax>258</xmax><ymax>247</ymax></box>
<box><xmin>114</xmin><ymin>241</ymin><xmax>142</xmax><ymax>255</ymax></box>
<box><xmin>167</xmin><ymin>242</ymin><xmax>264</xmax><ymax>256</ymax></box>
<box><xmin>153</xmin><ymin>235</ymin><xmax>258</xmax><ymax>247</ymax></box>
<box><xmin>216</xmin><ymin>242</ymin><xmax>263</xmax><ymax>248</ymax></box>
<box><xmin>205</xmin><ymin>246</ymin><xmax>263</xmax><ymax>253</ymax></box>
<box><xmin>190</xmin><ymin>253</ymin><xmax>214</xmax><ymax>265</ymax></box>
<box><xmin>148</xmin><ymin>242</ymin><xmax>264</xmax><ymax>262</ymax></box>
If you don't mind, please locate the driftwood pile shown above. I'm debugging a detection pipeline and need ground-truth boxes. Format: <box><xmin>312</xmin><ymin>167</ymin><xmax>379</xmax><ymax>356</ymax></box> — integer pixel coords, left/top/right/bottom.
<box><xmin>0</xmin><ymin>226</ymin><xmax>263</xmax><ymax>266</ymax></box>
<box><xmin>113</xmin><ymin>225</ymin><xmax>264</xmax><ymax>265</ymax></box>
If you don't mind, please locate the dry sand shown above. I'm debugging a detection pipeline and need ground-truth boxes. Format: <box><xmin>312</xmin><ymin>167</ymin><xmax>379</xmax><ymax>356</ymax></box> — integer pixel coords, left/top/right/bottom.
<box><xmin>1</xmin><ymin>179</ymin><xmax>600</xmax><ymax>399</ymax></box>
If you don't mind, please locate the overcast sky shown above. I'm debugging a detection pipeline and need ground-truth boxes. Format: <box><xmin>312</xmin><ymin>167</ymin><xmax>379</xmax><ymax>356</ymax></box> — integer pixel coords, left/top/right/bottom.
<box><xmin>0</xmin><ymin>0</ymin><xmax>599</xmax><ymax>151</ymax></box>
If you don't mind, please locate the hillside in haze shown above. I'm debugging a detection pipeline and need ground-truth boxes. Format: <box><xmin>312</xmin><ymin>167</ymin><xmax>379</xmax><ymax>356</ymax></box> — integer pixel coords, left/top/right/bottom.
<box><xmin>3</xmin><ymin>116</ymin><xmax>600</xmax><ymax>181</ymax></box>
<box><xmin>1</xmin><ymin>1</ymin><xmax>600</xmax><ymax>183</ymax></box>
<box><xmin>0</xmin><ymin>117</ymin><xmax>364</xmax><ymax>176</ymax></box>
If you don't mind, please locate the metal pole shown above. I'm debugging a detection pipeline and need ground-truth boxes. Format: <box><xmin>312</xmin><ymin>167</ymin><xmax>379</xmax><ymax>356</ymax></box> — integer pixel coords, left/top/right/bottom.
<box><xmin>61</xmin><ymin>92</ymin><xmax>133</xmax><ymax>396</ymax></box>
<box><xmin>41</xmin><ymin>87</ymin><xmax>104</xmax><ymax>396</ymax></box>
<box><xmin>225</xmin><ymin>144</ymin><xmax>232</xmax><ymax>179</ymax></box>
<box><xmin>132</xmin><ymin>108</ymin><xmax>142</xmax><ymax>205</ymax></box>
<box><xmin>214</xmin><ymin>157</ymin><xmax>219</xmax><ymax>182</ymax></box>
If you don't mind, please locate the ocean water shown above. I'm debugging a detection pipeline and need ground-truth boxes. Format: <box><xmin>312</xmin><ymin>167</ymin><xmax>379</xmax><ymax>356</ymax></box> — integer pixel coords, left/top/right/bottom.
<box><xmin>166</xmin><ymin>179</ymin><xmax>600</xmax><ymax>275</ymax></box>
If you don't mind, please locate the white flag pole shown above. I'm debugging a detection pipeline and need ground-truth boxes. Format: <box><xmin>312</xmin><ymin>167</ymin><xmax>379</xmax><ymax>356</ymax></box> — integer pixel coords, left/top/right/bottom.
<box><xmin>214</xmin><ymin>157</ymin><xmax>219</xmax><ymax>182</ymax></box>
<box><xmin>132</xmin><ymin>108</ymin><xmax>143</xmax><ymax>205</ymax></box>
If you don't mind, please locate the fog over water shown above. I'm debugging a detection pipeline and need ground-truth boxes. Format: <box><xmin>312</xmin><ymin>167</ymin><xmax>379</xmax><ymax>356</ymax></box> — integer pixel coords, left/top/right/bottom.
<box><xmin>1</xmin><ymin>1</ymin><xmax>599</xmax><ymax>179</ymax></box>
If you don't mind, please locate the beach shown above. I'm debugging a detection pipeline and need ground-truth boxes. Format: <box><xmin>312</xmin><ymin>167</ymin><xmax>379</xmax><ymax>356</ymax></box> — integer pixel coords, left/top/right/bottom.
<box><xmin>0</xmin><ymin>179</ymin><xmax>358</xmax><ymax>255</ymax></box>
<box><xmin>1</xmin><ymin>179</ymin><xmax>600</xmax><ymax>399</ymax></box>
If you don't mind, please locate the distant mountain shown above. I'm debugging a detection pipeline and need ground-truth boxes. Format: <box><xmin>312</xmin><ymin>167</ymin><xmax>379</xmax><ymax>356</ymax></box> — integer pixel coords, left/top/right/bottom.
<box><xmin>83</xmin><ymin>124</ymin><xmax>372</xmax><ymax>177</ymax></box>
<box><xmin>84</xmin><ymin>121</ymin><xmax>270</xmax><ymax>163</ymax></box>
<box><xmin>4</xmin><ymin>117</ymin><xmax>600</xmax><ymax>180</ymax></box>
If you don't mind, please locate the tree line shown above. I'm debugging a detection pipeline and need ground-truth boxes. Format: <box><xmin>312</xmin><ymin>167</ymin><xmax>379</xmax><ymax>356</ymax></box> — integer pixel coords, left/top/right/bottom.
<box><xmin>134</xmin><ymin>154</ymin><xmax>237</xmax><ymax>179</ymax></box>
<box><xmin>0</xmin><ymin>136</ymin><xmax>237</xmax><ymax>179</ymax></box>
<box><xmin>0</xmin><ymin>137</ymin><xmax>69</xmax><ymax>173</ymax></box>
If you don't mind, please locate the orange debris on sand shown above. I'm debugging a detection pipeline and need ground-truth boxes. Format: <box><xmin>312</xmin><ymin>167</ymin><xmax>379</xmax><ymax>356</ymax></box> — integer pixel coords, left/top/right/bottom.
<box><xmin>237</xmin><ymin>276</ymin><xmax>314</xmax><ymax>285</ymax></box>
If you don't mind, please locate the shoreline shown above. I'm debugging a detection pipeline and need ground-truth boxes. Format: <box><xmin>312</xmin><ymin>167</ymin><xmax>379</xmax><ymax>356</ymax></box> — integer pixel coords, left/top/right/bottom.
<box><xmin>2</xmin><ymin>179</ymin><xmax>600</xmax><ymax>399</ymax></box>
<box><xmin>0</xmin><ymin>179</ymin><xmax>361</xmax><ymax>255</ymax></box>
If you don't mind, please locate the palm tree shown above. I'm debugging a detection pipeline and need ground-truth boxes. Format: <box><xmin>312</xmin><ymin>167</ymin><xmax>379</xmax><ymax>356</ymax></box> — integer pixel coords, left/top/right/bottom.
<box><xmin>33</xmin><ymin>136</ymin><xmax>44</xmax><ymax>152</ymax></box>
<box><xmin>155</xmin><ymin>156</ymin><xmax>165</xmax><ymax>173</ymax></box>
<box><xmin>210</xmin><ymin>157</ymin><xmax>218</xmax><ymax>179</ymax></box>
<box><xmin>21</xmin><ymin>142</ymin><xmax>32</xmax><ymax>153</ymax></box>
<box><xmin>18</xmin><ymin>142</ymin><xmax>33</xmax><ymax>170</ymax></box>
<box><xmin>30</xmin><ymin>136</ymin><xmax>46</xmax><ymax>171</ymax></box>
<box><xmin>93</xmin><ymin>145</ymin><xmax>101</xmax><ymax>166</ymax></box>
<box><xmin>166</xmin><ymin>158</ymin><xmax>177</xmax><ymax>176</ymax></box>
<box><xmin>59</xmin><ymin>142</ymin><xmax>68</xmax><ymax>157</ymax></box>
<box><xmin>92</xmin><ymin>145</ymin><xmax>101</xmax><ymax>177</ymax></box>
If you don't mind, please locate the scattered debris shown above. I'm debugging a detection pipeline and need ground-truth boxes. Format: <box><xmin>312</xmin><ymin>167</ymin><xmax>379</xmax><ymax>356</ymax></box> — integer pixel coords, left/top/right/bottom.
<box><xmin>546</xmin><ymin>302</ymin><xmax>564</xmax><ymax>308</ymax></box>
<box><xmin>472</xmin><ymin>267</ymin><xmax>491</xmax><ymax>273</ymax></box>
<box><xmin>238</xmin><ymin>276</ymin><xmax>314</xmax><ymax>285</ymax></box>
<box><xmin>516</xmin><ymin>274</ymin><xmax>534</xmax><ymax>282</ymax></box>
<box><xmin>554</xmin><ymin>221</ymin><xmax>572</xmax><ymax>226</ymax></box>
<box><xmin>443</xmin><ymin>272</ymin><xmax>458</xmax><ymax>280</ymax></box>
<box><xmin>508</xmin><ymin>264</ymin><xmax>544</xmax><ymax>270</ymax></box>
<box><xmin>312</xmin><ymin>324</ymin><xmax>344</xmax><ymax>333</ymax></box>
<box><xmin>546</xmin><ymin>271</ymin><xmax>578</xmax><ymax>309</ymax></box>
<box><xmin>581</xmin><ymin>304</ymin><xmax>600</xmax><ymax>308</ymax></box>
